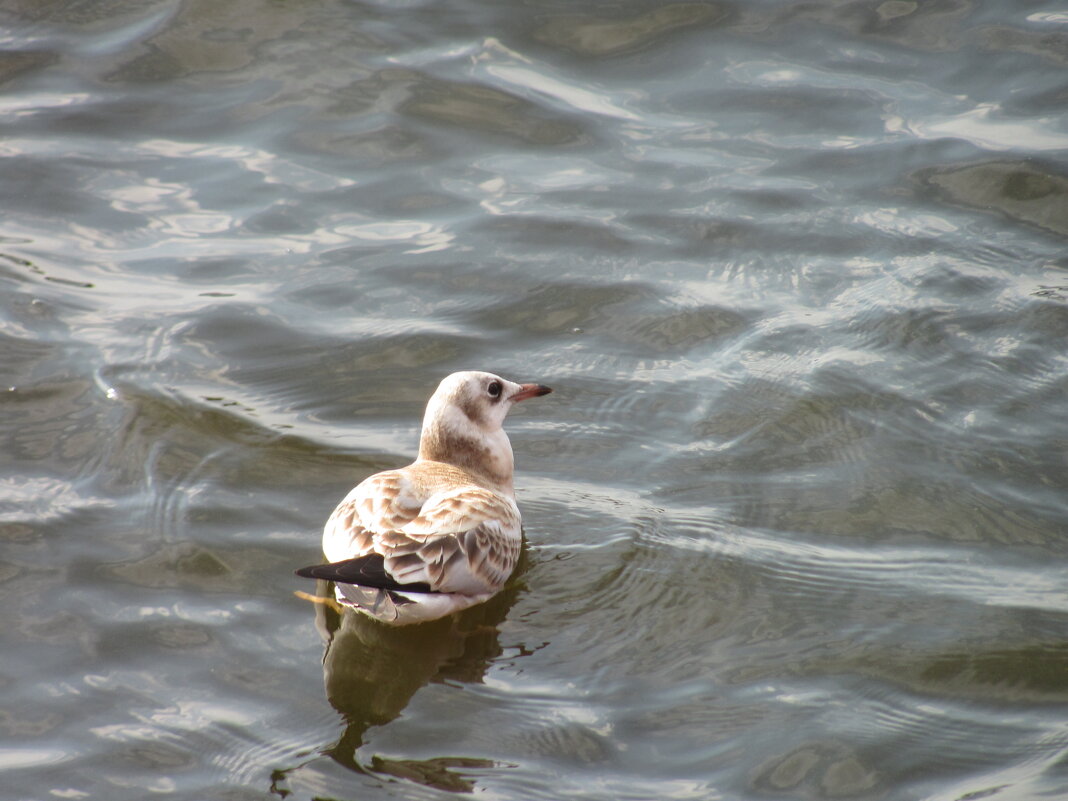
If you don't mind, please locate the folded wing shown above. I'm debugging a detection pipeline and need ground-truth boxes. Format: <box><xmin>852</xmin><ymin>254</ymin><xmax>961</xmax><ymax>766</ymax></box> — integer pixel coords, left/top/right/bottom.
<box><xmin>304</xmin><ymin>478</ymin><xmax>522</xmax><ymax>597</ymax></box>
<box><xmin>321</xmin><ymin>470</ymin><xmax>423</xmax><ymax>562</ymax></box>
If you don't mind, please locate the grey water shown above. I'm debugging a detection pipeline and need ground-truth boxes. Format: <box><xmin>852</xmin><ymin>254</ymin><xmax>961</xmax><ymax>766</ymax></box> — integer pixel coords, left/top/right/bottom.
<box><xmin>2</xmin><ymin>1</ymin><xmax>1068</xmax><ymax>799</ymax></box>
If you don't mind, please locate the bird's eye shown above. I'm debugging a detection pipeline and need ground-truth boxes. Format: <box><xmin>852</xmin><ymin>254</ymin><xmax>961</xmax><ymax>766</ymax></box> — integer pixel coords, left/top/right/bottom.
<box><xmin>487</xmin><ymin>381</ymin><xmax>502</xmax><ymax>399</ymax></box>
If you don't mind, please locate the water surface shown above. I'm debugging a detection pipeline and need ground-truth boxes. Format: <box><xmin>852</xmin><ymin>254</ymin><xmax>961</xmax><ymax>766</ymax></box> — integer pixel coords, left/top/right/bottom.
<box><xmin>2</xmin><ymin>1</ymin><xmax>1067</xmax><ymax>799</ymax></box>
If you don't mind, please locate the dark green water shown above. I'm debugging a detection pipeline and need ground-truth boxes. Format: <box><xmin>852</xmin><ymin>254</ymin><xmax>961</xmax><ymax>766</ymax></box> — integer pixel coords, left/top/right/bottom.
<box><xmin>2</xmin><ymin>1</ymin><xmax>1067</xmax><ymax>799</ymax></box>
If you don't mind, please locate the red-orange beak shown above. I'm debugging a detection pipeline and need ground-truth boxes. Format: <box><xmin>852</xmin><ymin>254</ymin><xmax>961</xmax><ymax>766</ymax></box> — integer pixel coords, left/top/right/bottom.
<box><xmin>511</xmin><ymin>383</ymin><xmax>552</xmax><ymax>402</ymax></box>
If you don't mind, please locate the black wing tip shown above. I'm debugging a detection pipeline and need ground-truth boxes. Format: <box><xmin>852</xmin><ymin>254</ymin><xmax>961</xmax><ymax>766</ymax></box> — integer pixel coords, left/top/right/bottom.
<box><xmin>294</xmin><ymin>559</ymin><xmax>436</xmax><ymax>594</ymax></box>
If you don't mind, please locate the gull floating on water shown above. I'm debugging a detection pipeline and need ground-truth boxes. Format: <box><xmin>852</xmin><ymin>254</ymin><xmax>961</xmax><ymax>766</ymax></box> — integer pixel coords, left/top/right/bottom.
<box><xmin>296</xmin><ymin>371</ymin><xmax>552</xmax><ymax>625</ymax></box>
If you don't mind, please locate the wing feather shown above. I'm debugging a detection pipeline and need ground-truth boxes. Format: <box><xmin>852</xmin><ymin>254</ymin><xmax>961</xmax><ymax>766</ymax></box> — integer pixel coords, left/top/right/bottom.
<box><xmin>295</xmin><ymin>554</ymin><xmax>434</xmax><ymax>593</ymax></box>
<box><xmin>311</xmin><ymin>470</ymin><xmax>522</xmax><ymax>602</ymax></box>
<box><xmin>321</xmin><ymin>470</ymin><xmax>422</xmax><ymax>562</ymax></box>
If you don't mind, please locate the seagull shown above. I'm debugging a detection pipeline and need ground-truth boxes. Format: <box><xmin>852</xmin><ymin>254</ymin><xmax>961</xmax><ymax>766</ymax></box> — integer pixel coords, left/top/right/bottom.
<box><xmin>296</xmin><ymin>371</ymin><xmax>552</xmax><ymax>625</ymax></box>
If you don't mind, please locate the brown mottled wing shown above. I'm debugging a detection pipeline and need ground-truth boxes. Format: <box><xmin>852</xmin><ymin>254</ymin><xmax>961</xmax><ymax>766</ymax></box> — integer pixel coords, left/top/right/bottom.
<box><xmin>380</xmin><ymin>488</ymin><xmax>522</xmax><ymax>595</ymax></box>
<box><xmin>321</xmin><ymin>470</ymin><xmax>423</xmax><ymax>562</ymax></box>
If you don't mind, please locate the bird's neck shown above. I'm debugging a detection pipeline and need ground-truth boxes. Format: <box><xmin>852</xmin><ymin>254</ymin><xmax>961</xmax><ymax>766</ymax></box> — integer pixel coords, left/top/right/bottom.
<box><xmin>417</xmin><ymin>408</ymin><xmax>515</xmax><ymax>495</ymax></box>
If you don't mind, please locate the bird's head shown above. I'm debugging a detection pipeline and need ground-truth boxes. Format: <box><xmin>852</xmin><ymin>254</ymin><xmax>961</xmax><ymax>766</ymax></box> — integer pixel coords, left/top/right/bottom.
<box><xmin>418</xmin><ymin>371</ymin><xmax>552</xmax><ymax>491</ymax></box>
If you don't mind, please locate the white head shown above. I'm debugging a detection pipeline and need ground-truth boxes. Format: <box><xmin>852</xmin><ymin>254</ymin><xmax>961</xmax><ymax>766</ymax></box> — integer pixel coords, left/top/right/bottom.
<box><xmin>417</xmin><ymin>371</ymin><xmax>552</xmax><ymax>493</ymax></box>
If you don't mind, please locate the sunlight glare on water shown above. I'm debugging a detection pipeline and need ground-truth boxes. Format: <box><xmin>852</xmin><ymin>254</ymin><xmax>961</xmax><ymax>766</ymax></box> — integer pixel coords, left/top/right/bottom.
<box><xmin>1</xmin><ymin>1</ymin><xmax>1067</xmax><ymax>800</ymax></box>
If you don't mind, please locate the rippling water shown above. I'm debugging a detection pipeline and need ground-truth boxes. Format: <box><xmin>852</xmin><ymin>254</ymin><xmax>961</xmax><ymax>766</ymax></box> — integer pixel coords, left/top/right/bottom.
<box><xmin>3</xmin><ymin>1</ymin><xmax>1067</xmax><ymax>799</ymax></box>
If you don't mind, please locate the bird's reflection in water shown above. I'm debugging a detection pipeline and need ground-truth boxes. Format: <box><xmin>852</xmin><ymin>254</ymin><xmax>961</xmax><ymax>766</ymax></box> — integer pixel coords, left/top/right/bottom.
<box><xmin>306</xmin><ymin>571</ymin><xmax>521</xmax><ymax>793</ymax></box>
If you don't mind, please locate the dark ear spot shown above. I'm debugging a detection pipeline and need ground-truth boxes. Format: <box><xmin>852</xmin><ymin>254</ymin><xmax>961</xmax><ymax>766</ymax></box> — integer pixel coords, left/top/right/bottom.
<box><xmin>457</xmin><ymin>394</ymin><xmax>481</xmax><ymax>423</ymax></box>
